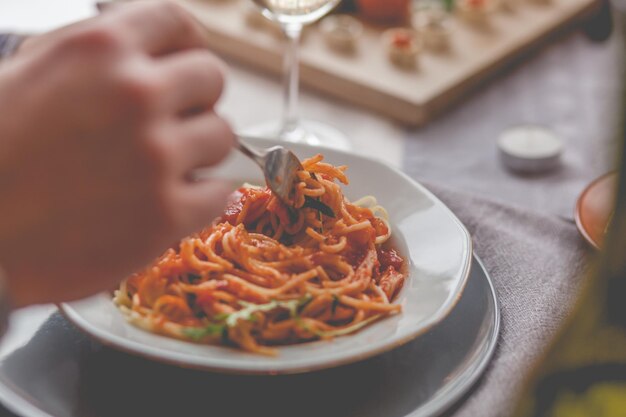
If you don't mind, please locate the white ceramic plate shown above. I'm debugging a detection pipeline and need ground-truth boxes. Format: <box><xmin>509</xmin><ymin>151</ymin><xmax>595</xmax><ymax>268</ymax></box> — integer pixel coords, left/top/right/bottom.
<box><xmin>61</xmin><ymin>138</ymin><xmax>472</xmax><ymax>375</ymax></box>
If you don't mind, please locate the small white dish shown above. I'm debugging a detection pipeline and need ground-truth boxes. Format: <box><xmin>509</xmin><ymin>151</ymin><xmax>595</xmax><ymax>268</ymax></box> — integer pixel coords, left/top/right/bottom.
<box><xmin>456</xmin><ymin>0</ymin><xmax>500</xmax><ymax>24</ymax></box>
<box><xmin>498</xmin><ymin>125</ymin><xmax>563</xmax><ymax>173</ymax></box>
<box><xmin>412</xmin><ymin>1</ymin><xmax>452</xmax><ymax>51</ymax></box>
<box><xmin>61</xmin><ymin>137</ymin><xmax>472</xmax><ymax>375</ymax></box>
<box><xmin>319</xmin><ymin>14</ymin><xmax>363</xmax><ymax>53</ymax></box>
<box><xmin>382</xmin><ymin>28</ymin><xmax>423</xmax><ymax>69</ymax></box>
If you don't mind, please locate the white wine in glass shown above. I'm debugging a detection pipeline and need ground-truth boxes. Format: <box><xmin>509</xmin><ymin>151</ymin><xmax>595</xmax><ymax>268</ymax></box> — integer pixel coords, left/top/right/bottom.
<box><xmin>246</xmin><ymin>0</ymin><xmax>351</xmax><ymax>150</ymax></box>
<box><xmin>252</xmin><ymin>0</ymin><xmax>341</xmax><ymax>25</ymax></box>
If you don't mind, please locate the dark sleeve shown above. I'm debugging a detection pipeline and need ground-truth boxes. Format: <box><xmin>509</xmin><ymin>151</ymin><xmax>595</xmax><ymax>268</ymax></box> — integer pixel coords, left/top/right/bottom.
<box><xmin>0</xmin><ymin>33</ymin><xmax>26</xmax><ymax>60</ymax></box>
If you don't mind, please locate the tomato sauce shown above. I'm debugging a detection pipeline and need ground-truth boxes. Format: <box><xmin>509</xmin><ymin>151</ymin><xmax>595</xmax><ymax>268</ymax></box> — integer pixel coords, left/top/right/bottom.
<box><xmin>377</xmin><ymin>247</ymin><xmax>404</xmax><ymax>271</ymax></box>
<box><xmin>221</xmin><ymin>187</ymin><xmax>271</xmax><ymax>226</ymax></box>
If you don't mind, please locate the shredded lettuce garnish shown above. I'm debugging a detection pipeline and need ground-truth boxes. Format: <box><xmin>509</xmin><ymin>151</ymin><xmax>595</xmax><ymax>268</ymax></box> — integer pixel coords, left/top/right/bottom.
<box><xmin>182</xmin><ymin>294</ymin><xmax>314</xmax><ymax>340</ymax></box>
<box><xmin>182</xmin><ymin>323</ymin><xmax>225</xmax><ymax>341</ymax></box>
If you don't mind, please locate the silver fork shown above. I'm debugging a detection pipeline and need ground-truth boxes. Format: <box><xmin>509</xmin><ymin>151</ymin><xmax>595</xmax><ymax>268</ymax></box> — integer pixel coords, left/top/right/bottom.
<box><xmin>235</xmin><ymin>135</ymin><xmax>304</xmax><ymax>205</ymax></box>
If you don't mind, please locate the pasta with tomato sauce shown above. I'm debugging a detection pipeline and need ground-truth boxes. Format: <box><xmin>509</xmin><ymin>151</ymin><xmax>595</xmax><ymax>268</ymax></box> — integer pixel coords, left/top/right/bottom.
<box><xmin>114</xmin><ymin>154</ymin><xmax>406</xmax><ymax>355</ymax></box>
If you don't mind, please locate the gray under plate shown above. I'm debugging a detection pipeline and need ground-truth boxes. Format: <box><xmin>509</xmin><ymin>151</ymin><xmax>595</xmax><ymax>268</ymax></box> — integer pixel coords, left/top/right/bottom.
<box><xmin>0</xmin><ymin>255</ymin><xmax>499</xmax><ymax>417</ymax></box>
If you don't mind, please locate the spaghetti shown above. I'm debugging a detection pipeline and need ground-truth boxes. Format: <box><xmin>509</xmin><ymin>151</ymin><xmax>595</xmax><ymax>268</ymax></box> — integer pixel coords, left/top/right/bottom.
<box><xmin>114</xmin><ymin>154</ymin><xmax>406</xmax><ymax>355</ymax></box>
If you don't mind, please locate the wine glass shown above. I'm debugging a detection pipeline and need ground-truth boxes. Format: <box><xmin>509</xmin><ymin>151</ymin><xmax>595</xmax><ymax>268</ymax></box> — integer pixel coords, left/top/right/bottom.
<box><xmin>246</xmin><ymin>0</ymin><xmax>351</xmax><ymax>150</ymax></box>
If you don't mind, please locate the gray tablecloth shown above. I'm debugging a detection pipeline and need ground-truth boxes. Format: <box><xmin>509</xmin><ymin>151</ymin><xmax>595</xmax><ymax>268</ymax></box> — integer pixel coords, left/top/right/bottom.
<box><xmin>405</xmin><ymin>28</ymin><xmax>624</xmax><ymax>219</ymax></box>
<box><xmin>423</xmin><ymin>183</ymin><xmax>591</xmax><ymax>417</ymax></box>
<box><xmin>400</xmin><ymin>19</ymin><xmax>623</xmax><ymax>415</ymax></box>
<box><xmin>401</xmin><ymin>11</ymin><xmax>623</xmax><ymax>416</ymax></box>
<box><xmin>398</xmin><ymin>19</ymin><xmax>624</xmax><ymax>414</ymax></box>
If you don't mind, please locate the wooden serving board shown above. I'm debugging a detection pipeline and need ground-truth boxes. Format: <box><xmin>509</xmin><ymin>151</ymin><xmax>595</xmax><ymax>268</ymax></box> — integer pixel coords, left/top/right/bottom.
<box><xmin>173</xmin><ymin>0</ymin><xmax>599</xmax><ymax>126</ymax></box>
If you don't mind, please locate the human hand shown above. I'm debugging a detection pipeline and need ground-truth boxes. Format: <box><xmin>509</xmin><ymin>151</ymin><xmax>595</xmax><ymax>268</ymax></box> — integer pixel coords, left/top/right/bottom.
<box><xmin>0</xmin><ymin>1</ymin><xmax>234</xmax><ymax>307</ymax></box>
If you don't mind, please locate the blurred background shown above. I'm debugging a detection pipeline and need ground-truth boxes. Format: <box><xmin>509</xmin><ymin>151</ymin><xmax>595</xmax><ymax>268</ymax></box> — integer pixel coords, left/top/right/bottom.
<box><xmin>3</xmin><ymin>0</ymin><xmax>622</xmax><ymax>216</ymax></box>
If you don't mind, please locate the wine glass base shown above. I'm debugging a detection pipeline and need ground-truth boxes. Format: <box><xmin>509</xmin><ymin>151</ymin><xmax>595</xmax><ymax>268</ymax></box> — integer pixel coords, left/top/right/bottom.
<box><xmin>241</xmin><ymin>120</ymin><xmax>351</xmax><ymax>151</ymax></box>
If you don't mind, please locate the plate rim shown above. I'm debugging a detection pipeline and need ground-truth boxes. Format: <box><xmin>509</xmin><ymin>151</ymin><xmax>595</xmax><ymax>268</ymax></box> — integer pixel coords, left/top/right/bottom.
<box><xmin>60</xmin><ymin>142</ymin><xmax>473</xmax><ymax>374</ymax></box>
<box><xmin>408</xmin><ymin>255</ymin><xmax>501</xmax><ymax>417</ymax></box>
<box><xmin>574</xmin><ymin>171</ymin><xmax>617</xmax><ymax>250</ymax></box>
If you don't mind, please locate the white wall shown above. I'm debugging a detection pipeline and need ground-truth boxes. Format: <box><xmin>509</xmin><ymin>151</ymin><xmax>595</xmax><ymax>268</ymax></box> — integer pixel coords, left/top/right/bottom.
<box><xmin>0</xmin><ymin>0</ymin><xmax>98</xmax><ymax>32</ymax></box>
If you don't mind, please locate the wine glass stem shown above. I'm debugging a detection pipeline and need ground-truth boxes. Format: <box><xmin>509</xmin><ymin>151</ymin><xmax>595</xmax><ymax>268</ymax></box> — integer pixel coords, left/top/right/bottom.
<box><xmin>281</xmin><ymin>23</ymin><xmax>303</xmax><ymax>135</ymax></box>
